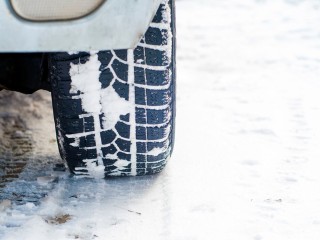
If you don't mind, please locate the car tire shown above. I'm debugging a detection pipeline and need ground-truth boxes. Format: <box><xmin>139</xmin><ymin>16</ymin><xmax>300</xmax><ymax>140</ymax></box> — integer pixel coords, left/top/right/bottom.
<box><xmin>49</xmin><ymin>0</ymin><xmax>176</xmax><ymax>177</ymax></box>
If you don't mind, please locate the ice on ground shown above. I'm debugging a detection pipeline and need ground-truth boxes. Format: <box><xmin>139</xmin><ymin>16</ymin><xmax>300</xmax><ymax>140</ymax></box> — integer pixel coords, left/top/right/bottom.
<box><xmin>37</xmin><ymin>176</ymin><xmax>58</xmax><ymax>186</ymax></box>
<box><xmin>1</xmin><ymin>0</ymin><xmax>320</xmax><ymax>239</ymax></box>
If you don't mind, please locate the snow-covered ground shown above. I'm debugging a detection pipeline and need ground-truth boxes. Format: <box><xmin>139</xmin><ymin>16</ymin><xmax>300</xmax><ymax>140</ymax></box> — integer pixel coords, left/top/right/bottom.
<box><xmin>1</xmin><ymin>0</ymin><xmax>320</xmax><ymax>239</ymax></box>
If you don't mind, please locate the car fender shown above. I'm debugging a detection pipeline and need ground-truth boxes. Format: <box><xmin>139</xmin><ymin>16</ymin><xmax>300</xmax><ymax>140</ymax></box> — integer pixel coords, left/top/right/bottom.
<box><xmin>0</xmin><ymin>0</ymin><xmax>162</xmax><ymax>52</ymax></box>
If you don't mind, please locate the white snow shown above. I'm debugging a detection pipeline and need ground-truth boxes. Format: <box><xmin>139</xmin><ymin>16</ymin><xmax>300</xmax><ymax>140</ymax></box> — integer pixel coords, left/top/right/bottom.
<box><xmin>2</xmin><ymin>0</ymin><xmax>320</xmax><ymax>239</ymax></box>
<box><xmin>100</xmin><ymin>86</ymin><xmax>131</xmax><ymax>130</ymax></box>
<box><xmin>127</xmin><ymin>49</ymin><xmax>137</xmax><ymax>176</ymax></box>
<box><xmin>37</xmin><ymin>176</ymin><xmax>58</xmax><ymax>186</ymax></box>
<box><xmin>113</xmin><ymin>160</ymin><xmax>131</xmax><ymax>169</ymax></box>
<box><xmin>69</xmin><ymin>51</ymin><xmax>133</xmax><ymax>130</ymax></box>
<box><xmin>70</xmin><ymin>138</ymin><xmax>80</xmax><ymax>147</ymax></box>
<box><xmin>69</xmin><ymin>52</ymin><xmax>105</xmax><ymax>177</ymax></box>
<box><xmin>69</xmin><ymin>53</ymin><xmax>102</xmax><ymax>114</ymax></box>
<box><xmin>76</xmin><ymin>159</ymin><xmax>106</xmax><ymax>179</ymax></box>
<box><xmin>147</xmin><ymin>147</ymin><xmax>164</xmax><ymax>156</ymax></box>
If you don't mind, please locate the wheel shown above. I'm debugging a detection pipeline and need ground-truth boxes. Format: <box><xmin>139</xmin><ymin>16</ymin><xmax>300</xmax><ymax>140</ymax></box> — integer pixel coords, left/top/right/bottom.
<box><xmin>49</xmin><ymin>0</ymin><xmax>176</xmax><ymax>177</ymax></box>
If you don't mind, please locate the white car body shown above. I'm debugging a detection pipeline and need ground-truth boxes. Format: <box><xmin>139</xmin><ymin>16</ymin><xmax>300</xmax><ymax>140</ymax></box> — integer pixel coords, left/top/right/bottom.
<box><xmin>0</xmin><ymin>0</ymin><xmax>162</xmax><ymax>52</ymax></box>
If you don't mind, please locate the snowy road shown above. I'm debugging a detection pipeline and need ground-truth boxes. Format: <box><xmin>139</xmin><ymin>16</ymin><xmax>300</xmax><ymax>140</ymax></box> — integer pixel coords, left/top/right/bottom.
<box><xmin>1</xmin><ymin>0</ymin><xmax>320</xmax><ymax>239</ymax></box>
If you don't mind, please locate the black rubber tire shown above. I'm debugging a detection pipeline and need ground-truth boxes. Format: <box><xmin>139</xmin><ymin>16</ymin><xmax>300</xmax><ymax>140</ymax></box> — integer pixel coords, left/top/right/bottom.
<box><xmin>49</xmin><ymin>0</ymin><xmax>176</xmax><ymax>177</ymax></box>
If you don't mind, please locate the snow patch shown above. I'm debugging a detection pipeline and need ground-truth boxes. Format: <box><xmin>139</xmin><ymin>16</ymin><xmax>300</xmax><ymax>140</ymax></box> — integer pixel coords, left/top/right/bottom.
<box><xmin>75</xmin><ymin>159</ymin><xmax>105</xmax><ymax>179</ymax></box>
<box><xmin>68</xmin><ymin>51</ymin><xmax>79</xmax><ymax>55</ymax></box>
<box><xmin>127</xmin><ymin>49</ymin><xmax>137</xmax><ymax>176</ymax></box>
<box><xmin>37</xmin><ymin>176</ymin><xmax>58</xmax><ymax>186</ymax></box>
<box><xmin>25</xmin><ymin>203</ymin><xmax>35</xmax><ymax>210</ymax></box>
<box><xmin>113</xmin><ymin>160</ymin><xmax>130</xmax><ymax>169</ymax></box>
<box><xmin>100</xmin><ymin>87</ymin><xmax>131</xmax><ymax>130</ymax></box>
<box><xmin>104</xmin><ymin>153</ymin><xmax>131</xmax><ymax>172</ymax></box>
<box><xmin>148</xmin><ymin>147</ymin><xmax>164</xmax><ymax>156</ymax></box>
<box><xmin>69</xmin><ymin>52</ymin><xmax>106</xmax><ymax>178</ymax></box>
<box><xmin>69</xmin><ymin>53</ymin><xmax>102</xmax><ymax>114</ymax></box>
<box><xmin>69</xmin><ymin>52</ymin><xmax>132</xmax><ymax>131</ymax></box>
<box><xmin>70</xmin><ymin>138</ymin><xmax>79</xmax><ymax>147</ymax></box>
<box><xmin>105</xmin><ymin>153</ymin><xmax>118</xmax><ymax>160</ymax></box>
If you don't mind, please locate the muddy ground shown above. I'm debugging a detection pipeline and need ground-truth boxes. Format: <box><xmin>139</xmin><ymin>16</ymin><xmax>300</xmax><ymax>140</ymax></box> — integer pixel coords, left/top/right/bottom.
<box><xmin>0</xmin><ymin>90</ymin><xmax>63</xmax><ymax>203</ymax></box>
